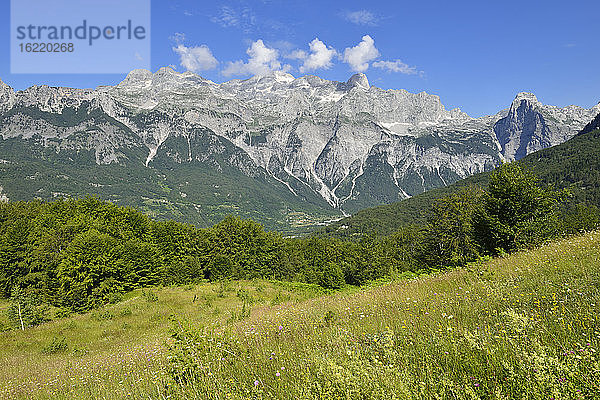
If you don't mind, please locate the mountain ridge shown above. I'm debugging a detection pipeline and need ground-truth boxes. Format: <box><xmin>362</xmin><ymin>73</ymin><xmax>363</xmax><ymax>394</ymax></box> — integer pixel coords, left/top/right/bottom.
<box><xmin>0</xmin><ymin>68</ymin><xmax>598</xmax><ymax>231</ymax></box>
<box><xmin>319</xmin><ymin>124</ymin><xmax>600</xmax><ymax>239</ymax></box>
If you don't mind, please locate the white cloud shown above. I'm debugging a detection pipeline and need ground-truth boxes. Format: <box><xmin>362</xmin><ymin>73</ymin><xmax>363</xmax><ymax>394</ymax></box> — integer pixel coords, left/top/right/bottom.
<box><xmin>171</xmin><ymin>33</ymin><xmax>218</xmax><ymax>73</ymax></box>
<box><xmin>343</xmin><ymin>35</ymin><xmax>380</xmax><ymax>72</ymax></box>
<box><xmin>210</xmin><ymin>6</ymin><xmax>256</xmax><ymax>33</ymax></box>
<box><xmin>372</xmin><ymin>59</ymin><xmax>420</xmax><ymax>75</ymax></box>
<box><xmin>173</xmin><ymin>44</ymin><xmax>219</xmax><ymax>72</ymax></box>
<box><xmin>299</xmin><ymin>38</ymin><xmax>337</xmax><ymax>73</ymax></box>
<box><xmin>274</xmin><ymin>41</ymin><xmax>306</xmax><ymax>61</ymax></box>
<box><xmin>172</xmin><ymin>32</ymin><xmax>185</xmax><ymax>43</ymax></box>
<box><xmin>222</xmin><ymin>40</ymin><xmax>286</xmax><ymax>77</ymax></box>
<box><xmin>286</xmin><ymin>49</ymin><xmax>307</xmax><ymax>60</ymax></box>
<box><xmin>211</xmin><ymin>6</ymin><xmax>239</xmax><ymax>27</ymax></box>
<box><xmin>342</xmin><ymin>10</ymin><xmax>379</xmax><ymax>26</ymax></box>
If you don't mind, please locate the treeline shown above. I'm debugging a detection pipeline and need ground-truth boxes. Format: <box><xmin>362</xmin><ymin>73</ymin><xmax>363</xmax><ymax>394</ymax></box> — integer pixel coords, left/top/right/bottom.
<box><xmin>2</xmin><ymin>163</ymin><xmax>599</xmax><ymax>327</ymax></box>
<box><xmin>0</xmin><ymin>197</ymin><xmax>409</xmax><ymax>316</ymax></box>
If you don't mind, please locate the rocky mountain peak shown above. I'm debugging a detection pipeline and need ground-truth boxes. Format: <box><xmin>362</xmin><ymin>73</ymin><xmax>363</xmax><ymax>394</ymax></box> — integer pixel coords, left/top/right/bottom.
<box><xmin>155</xmin><ymin>66</ymin><xmax>178</xmax><ymax>77</ymax></box>
<box><xmin>345</xmin><ymin>73</ymin><xmax>370</xmax><ymax>90</ymax></box>
<box><xmin>152</xmin><ymin>67</ymin><xmax>190</xmax><ymax>87</ymax></box>
<box><xmin>0</xmin><ymin>78</ymin><xmax>12</xmax><ymax>95</ymax></box>
<box><xmin>269</xmin><ymin>70</ymin><xmax>296</xmax><ymax>84</ymax></box>
<box><xmin>235</xmin><ymin>70</ymin><xmax>294</xmax><ymax>84</ymax></box>
<box><xmin>511</xmin><ymin>92</ymin><xmax>539</xmax><ymax>107</ymax></box>
<box><xmin>493</xmin><ymin>91</ymin><xmax>595</xmax><ymax>161</ymax></box>
<box><xmin>0</xmin><ymin>78</ymin><xmax>15</xmax><ymax>111</ymax></box>
<box><xmin>125</xmin><ymin>68</ymin><xmax>153</xmax><ymax>81</ymax></box>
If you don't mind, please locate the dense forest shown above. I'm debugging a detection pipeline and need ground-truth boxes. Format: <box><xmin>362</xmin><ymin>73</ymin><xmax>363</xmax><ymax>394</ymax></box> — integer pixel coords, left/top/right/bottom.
<box><xmin>2</xmin><ymin>161</ymin><xmax>599</xmax><ymax>329</ymax></box>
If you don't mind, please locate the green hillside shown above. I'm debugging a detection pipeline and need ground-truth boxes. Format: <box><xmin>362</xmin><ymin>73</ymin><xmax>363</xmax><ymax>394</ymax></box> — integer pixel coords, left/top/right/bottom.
<box><xmin>0</xmin><ymin>130</ymin><xmax>340</xmax><ymax>236</ymax></box>
<box><xmin>1</xmin><ymin>149</ymin><xmax>595</xmax><ymax>319</ymax></box>
<box><xmin>320</xmin><ymin>127</ymin><xmax>600</xmax><ymax>239</ymax></box>
<box><xmin>1</xmin><ymin>230</ymin><xmax>599</xmax><ymax>399</ymax></box>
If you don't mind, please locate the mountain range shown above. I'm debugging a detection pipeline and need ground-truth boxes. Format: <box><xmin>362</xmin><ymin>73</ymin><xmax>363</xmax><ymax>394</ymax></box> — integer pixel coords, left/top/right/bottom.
<box><xmin>320</xmin><ymin>122</ymin><xmax>600</xmax><ymax>239</ymax></box>
<box><xmin>0</xmin><ymin>68</ymin><xmax>598</xmax><ymax>232</ymax></box>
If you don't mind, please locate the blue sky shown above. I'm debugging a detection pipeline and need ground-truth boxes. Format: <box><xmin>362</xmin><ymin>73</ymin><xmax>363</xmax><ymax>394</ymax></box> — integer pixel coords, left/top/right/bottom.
<box><xmin>1</xmin><ymin>0</ymin><xmax>599</xmax><ymax>117</ymax></box>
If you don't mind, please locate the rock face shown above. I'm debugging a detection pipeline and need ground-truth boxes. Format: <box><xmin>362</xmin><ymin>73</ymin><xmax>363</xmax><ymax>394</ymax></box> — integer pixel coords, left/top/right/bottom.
<box><xmin>0</xmin><ymin>68</ymin><xmax>598</xmax><ymax>228</ymax></box>
<box><xmin>493</xmin><ymin>92</ymin><xmax>596</xmax><ymax>160</ymax></box>
<box><xmin>579</xmin><ymin>108</ymin><xmax>600</xmax><ymax>136</ymax></box>
<box><xmin>0</xmin><ymin>79</ymin><xmax>16</xmax><ymax>113</ymax></box>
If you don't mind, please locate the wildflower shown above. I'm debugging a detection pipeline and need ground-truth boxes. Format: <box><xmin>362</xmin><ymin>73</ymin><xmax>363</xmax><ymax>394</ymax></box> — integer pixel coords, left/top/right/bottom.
<box><xmin>278</xmin><ymin>325</ymin><xmax>283</xmax><ymax>331</ymax></box>
<box><xmin>276</xmin><ymin>372</ymin><xmax>280</xmax><ymax>377</ymax></box>
<box><xmin>254</xmin><ymin>380</ymin><xmax>259</xmax><ymax>386</ymax></box>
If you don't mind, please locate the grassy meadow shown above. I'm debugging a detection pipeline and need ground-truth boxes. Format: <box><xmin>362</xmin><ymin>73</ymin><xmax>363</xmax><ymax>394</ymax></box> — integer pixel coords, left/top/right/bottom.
<box><xmin>2</xmin><ymin>231</ymin><xmax>600</xmax><ymax>399</ymax></box>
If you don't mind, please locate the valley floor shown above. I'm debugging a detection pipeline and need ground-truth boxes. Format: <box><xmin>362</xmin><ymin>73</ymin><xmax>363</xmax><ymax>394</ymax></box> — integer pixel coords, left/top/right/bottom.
<box><xmin>1</xmin><ymin>231</ymin><xmax>600</xmax><ymax>399</ymax></box>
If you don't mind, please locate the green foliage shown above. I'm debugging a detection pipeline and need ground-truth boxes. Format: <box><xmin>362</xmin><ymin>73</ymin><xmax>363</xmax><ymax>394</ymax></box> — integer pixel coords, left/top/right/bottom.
<box><xmin>323</xmin><ymin>310</ymin><xmax>337</xmax><ymax>326</ymax></box>
<box><xmin>421</xmin><ymin>187</ymin><xmax>483</xmax><ymax>267</ymax></box>
<box><xmin>0</xmin><ymin>152</ymin><xmax>596</xmax><ymax>322</ymax></box>
<box><xmin>41</xmin><ymin>336</ymin><xmax>68</xmax><ymax>354</ymax></box>
<box><xmin>166</xmin><ymin>318</ymin><xmax>205</xmax><ymax>385</ymax></box>
<box><xmin>0</xmin><ymin>196</ymin><xmax>402</xmax><ymax>316</ymax></box>
<box><xmin>57</xmin><ymin>228</ymin><xmax>122</xmax><ymax>311</ymax></box>
<box><xmin>559</xmin><ymin>203</ymin><xmax>600</xmax><ymax>234</ymax></box>
<box><xmin>141</xmin><ymin>290</ymin><xmax>158</xmax><ymax>302</ymax></box>
<box><xmin>7</xmin><ymin>286</ymin><xmax>48</xmax><ymax>329</ymax></box>
<box><xmin>474</xmin><ymin>163</ymin><xmax>560</xmax><ymax>254</ymax></box>
<box><xmin>204</xmin><ymin>216</ymin><xmax>282</xmax><ymax>281</ymax></box>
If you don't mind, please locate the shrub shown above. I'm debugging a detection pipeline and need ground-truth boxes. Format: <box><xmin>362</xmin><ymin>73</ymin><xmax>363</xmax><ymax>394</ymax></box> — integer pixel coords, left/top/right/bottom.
<box><xmin>118</xmin><ymin>307</ymin><xmax>132</xmax><ymax>317</ymax></box>
<box><xmin>142</xmin><ymin>290</ymin><xmax>158</xmax><ymax>302</ymax></box>
<box><xmin>317</xmin><ymin>261</ymin><xmax>345</xmax><ymax>289</ymax></box>
<box><xmin>92</xmin><ymin>310</ymin><xmax>114</xmax><ymax>321</ymax></box>
<box><xmin>41</xmin><ymin>336</ymin><xmax>68</xmax><ymax>354</ymax></box>
<box><xmin>323</xmin><ymin>310</ymin><xmax>337</xmax><ymax>326</ymax></box>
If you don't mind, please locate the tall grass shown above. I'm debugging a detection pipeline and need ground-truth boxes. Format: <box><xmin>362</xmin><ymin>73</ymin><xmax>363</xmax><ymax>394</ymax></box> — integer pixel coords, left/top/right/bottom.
<box><xmin>167</xmin><ymin>232</ymin><xmax>600</xmax><ymax>399</ymax></box>
<box><xmin>2</xmin><ymin>231</ymin><xmax>600</xmax><ymax>399</ymax></box>
<box><xmin>0</xmin><ymin>280</ymin><xmax>324</xmax><ymax>399</ymax></box>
